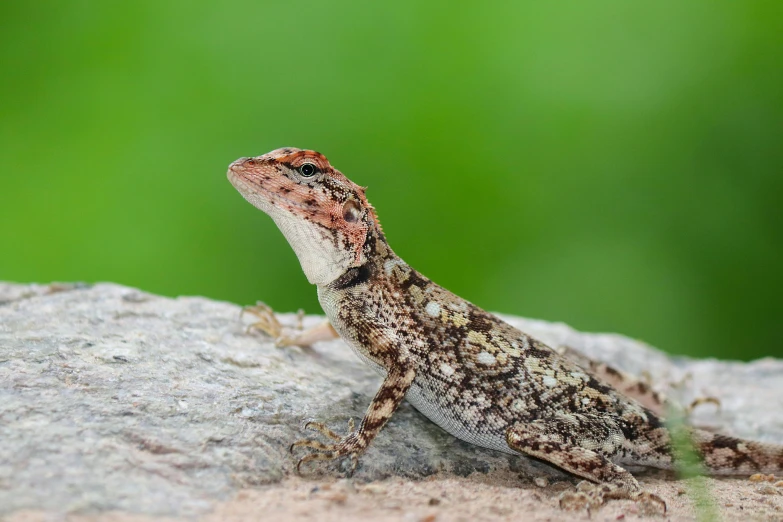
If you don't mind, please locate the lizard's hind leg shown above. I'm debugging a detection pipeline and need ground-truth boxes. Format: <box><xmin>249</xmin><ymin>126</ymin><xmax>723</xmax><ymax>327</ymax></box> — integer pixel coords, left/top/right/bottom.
<box><xmin>506</xmin><ymin>416</ymin><xmax>666</xmax><ymax>514</ymax></box>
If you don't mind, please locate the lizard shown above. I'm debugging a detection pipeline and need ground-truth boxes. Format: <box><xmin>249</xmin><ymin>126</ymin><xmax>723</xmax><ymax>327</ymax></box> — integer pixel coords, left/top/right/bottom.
<box><xmin>226</xmin><ymin>147</ymin><xmax>783</xmax><ymax>512</ymax></box>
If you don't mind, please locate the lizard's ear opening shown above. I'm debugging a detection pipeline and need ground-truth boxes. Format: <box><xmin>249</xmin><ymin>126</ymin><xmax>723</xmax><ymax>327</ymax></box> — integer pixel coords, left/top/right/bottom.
<box><xmin>343</xmin><ymin>199</ymin><xmax>362</xmax><ymax>223</ymax></box>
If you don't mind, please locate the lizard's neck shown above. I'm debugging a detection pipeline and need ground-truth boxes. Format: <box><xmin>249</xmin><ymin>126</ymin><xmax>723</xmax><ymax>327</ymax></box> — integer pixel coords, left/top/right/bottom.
<box><xmin>324</xmin><ymin>225</ymin><xmax>399</xmax><ymax>290</ymax></box>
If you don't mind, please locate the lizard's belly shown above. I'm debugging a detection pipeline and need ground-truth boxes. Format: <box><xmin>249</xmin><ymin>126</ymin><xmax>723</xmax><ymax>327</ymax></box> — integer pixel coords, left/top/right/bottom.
<box><xmin>405</xmin><ymin>381</ymin><xmax>518</xmax><ymax>456</ymax></box>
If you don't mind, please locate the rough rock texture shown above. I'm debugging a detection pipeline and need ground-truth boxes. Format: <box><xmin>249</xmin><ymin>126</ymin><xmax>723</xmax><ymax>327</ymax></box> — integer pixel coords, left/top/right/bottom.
<box><xmin>1</xmin><ymin>282</ymin><xmax>782</xmax><ymax>520</ymax></box>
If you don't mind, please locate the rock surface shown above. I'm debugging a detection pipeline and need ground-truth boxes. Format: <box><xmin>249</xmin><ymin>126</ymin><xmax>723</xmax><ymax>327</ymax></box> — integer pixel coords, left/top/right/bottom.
<box><xmin>1</xmin><ymin>282</ymin><xmax>782</xmax><ymax>520</ymax></box>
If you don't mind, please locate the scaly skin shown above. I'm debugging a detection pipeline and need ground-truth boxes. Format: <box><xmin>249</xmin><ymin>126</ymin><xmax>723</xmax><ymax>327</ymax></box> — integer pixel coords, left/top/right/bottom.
<box><xmin>227</xmin><ymin>148</ymin><xmax>783</xmax><ymax>512</ymax></box>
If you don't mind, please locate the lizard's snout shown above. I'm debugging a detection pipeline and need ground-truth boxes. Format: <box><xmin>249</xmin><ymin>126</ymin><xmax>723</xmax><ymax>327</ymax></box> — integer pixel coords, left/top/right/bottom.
<box><xmin>229</xmin><ymin>157</ymin><xmax>255</xmax><ymax>172</ymax></box>
<box><xmin>227</xmin><ymin>157</ymin><xmax>261</xmax><ymax>186</ymax></box>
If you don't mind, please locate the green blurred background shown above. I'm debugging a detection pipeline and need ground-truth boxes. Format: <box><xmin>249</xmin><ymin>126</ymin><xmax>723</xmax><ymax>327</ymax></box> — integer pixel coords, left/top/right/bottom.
<box><xmin>1</xmin><ymin>1</ymin><xmax>781</xmax><ymax>360</ymax></box>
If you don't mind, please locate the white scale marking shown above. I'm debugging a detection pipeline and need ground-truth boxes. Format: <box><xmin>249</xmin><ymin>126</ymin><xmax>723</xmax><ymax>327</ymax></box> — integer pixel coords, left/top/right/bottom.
<box><xmin>440</xmin><ymin>363</ymin><xmax>455</xmax><ymax>376</ymax></box>
<box><xmin>476</xmin><ymin>351</ymin><xmax>497</xmax><ymax>366</ymax></box>
<box><xmin>425</xmin><ymin>301</ymin><xmax>441</xmax><ymax>317</ymax></box>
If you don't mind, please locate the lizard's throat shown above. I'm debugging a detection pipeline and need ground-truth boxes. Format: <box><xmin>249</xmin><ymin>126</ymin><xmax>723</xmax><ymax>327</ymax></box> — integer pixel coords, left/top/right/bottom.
<box><xmin>271</xmin><ymin>212</ymin><xmax>358</xmax><ymax>287</ymax></box>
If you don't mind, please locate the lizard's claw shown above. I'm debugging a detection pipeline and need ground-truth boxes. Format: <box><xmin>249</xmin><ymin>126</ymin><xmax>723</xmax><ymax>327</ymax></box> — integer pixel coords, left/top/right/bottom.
<box><xmin>291</xmin><ymin>418</ymin><xmax>363</xmax><ymax>475</ymax></box>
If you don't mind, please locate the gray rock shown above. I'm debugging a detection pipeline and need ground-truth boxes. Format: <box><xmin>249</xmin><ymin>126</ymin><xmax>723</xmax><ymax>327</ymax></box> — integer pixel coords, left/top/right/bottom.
<box><xmin>0</xmin><ymin>282</ymin><xmax>781</xmax><ymax>517</ymax></box>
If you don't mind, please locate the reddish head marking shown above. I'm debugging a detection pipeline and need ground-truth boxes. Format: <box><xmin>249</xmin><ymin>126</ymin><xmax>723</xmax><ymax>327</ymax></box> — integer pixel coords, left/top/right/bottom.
<box><xmin>228</xmin><ymin>148</ymin><xmax>382</xmax><ymax>285</ymax></box>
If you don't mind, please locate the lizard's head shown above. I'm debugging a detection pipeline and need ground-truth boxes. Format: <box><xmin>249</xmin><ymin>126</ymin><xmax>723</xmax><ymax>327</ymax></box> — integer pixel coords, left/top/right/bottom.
<box><xmin>227</xmin><ymin>148</ymin><xmax>382</xmax><ymax>286</ymax></box>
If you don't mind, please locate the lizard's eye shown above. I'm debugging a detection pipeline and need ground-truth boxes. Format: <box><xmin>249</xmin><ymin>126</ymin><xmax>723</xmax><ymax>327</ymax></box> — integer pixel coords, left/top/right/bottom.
<box><xmin>298</xmin><ymin>163</ymin><xmax>317</xmax><ymax>177</ymax></box>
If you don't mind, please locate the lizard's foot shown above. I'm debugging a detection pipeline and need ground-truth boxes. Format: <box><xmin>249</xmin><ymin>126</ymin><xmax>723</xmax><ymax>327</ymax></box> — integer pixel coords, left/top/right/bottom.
<box><xmin>290</xmin><ymin>418</ymin><xmax>365</xmax><ymax>475</ymax></box>
<box><xmin>559</xmin><ymin>481</ymin><xmax>666</xmax><ymax>515</ymax></box>
<box><xmin>241</xmin><ymin>302</ymin><xmax>289</xmax><ymax>344</ymax></box>
<box><xmin>242</xmin><ymin>302</ymin><xmax>336</xmax><ymax>347</ymax></box>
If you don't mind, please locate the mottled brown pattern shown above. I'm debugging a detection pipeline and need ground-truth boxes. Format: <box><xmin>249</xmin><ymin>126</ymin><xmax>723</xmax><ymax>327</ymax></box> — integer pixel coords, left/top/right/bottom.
<box><xmin>227</xmin><ymin>148</ymin><xmax>783</xmax><ymax>512</ymax></box>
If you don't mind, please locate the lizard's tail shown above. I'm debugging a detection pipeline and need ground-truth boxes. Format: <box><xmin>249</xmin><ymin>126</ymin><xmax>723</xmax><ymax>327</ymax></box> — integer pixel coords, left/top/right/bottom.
<box><xmin>691</xmin><ymin>429</ymin><xmax>783</xmax><ymax>475</ymax></box>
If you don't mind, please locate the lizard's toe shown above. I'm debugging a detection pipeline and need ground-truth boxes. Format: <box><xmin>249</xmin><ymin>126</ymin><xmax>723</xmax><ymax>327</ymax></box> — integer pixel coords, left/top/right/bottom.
<box><xmin>295</xmin><ymin>451</ymin><xmax>338</xmax><ymax>474</ymax></box>
<box><xmin>303</xmin><ymin>421</ymin><xmax>343</xmax><ymax>441</ymax></box>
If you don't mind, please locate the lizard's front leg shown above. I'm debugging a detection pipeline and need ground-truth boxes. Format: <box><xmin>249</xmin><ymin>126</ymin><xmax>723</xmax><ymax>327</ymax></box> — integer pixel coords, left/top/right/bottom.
<box><xmin>242</xmin><ymin>301</ymin><xmax>338</xmax><ymax>347</ymax></box>
<box><xmin>292</xmin><ymin>363</ymin><xmax>416</xmax><ymax>473</ymax></box>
